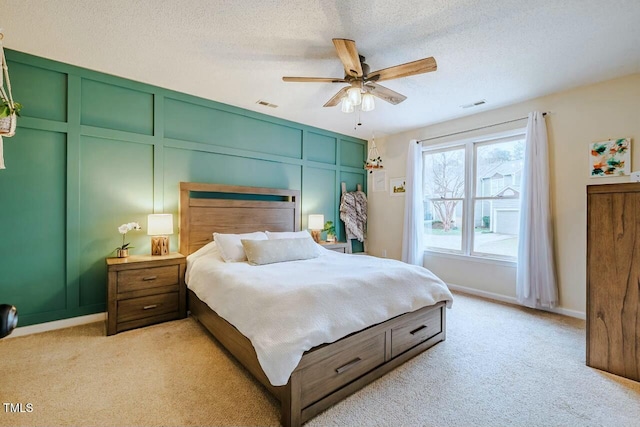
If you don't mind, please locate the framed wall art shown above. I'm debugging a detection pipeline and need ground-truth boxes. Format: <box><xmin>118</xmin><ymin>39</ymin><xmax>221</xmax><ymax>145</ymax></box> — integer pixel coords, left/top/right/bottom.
<box><xmin>372</xmin><ymin>170</ymin><xmax>387</xmax><ymax>192</ymax></box>
<box><xmin>390</xmin><ymin>177</ymin><xmax>406</xmax><ymax>196</ymax></box>
<box><xmin>589</xmin><ymin>138</ymin><xmax>631</xmax><ymax>178</ymax></box>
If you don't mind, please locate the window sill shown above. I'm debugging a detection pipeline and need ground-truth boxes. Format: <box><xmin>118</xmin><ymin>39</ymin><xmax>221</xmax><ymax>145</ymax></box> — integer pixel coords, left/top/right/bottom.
<box><xmin>423</xmin><ymin>250</ymin><xmax>517</xmax><ymax>268</ymax></box>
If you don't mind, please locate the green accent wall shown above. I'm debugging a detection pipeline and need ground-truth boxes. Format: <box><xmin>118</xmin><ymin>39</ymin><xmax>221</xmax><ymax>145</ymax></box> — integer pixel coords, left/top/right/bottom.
<box><xmin>0</xmin><ymin>49</ymin><xmax>367</xmax><ymax>327</ymax></box>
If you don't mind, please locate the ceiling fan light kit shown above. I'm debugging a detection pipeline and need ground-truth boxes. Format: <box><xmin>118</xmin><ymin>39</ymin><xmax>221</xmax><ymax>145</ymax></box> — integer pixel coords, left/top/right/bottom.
<box><xmin>341</xmin><ymin>96</ymin><xmax>354</xmax><ymax>113</ymax></box>
<box><xmin>361</xmin><ymin>93</ymin><xmax>375</xmax><ymax>112</ymax></box>
<box><xmin>347</xmin><ymin>85</ymin><xmax>362</xmax><ymax>106</ymax></box>
<box><xmin>282</xmin><ymin>38</ymin><xmax>437</xmax><ymax>123</ymax></box>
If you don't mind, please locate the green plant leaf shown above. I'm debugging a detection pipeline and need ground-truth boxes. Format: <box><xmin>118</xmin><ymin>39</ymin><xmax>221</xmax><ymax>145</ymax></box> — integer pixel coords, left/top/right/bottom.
<box><xmin>0</xmin><ymin>99</ymin><xmax>22</xmax><ymax>117</ymax></box>
<box><xmin>323</xmin><ymin>220</ymin><xmax>336</xmax><ymax>235</ymax></box>
<box><xmin>13</xmin><ymin>102</ymin><xmax>22</xmax><ymax>117</ymax></box>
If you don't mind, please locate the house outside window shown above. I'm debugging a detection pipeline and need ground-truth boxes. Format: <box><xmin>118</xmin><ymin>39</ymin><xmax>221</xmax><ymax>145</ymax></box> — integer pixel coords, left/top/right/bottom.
<box><xmin>422</xmin><ymin>130</ymin><xmax>526</xmax><ymax>261</ymax></box>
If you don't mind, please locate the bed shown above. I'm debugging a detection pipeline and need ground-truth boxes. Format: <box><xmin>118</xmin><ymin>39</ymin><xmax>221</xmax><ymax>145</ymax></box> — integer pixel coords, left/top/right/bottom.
<box><xmin>179</xmin><ymin>182</ymin><xmax>452</xmax><ymax>426</ymax></box>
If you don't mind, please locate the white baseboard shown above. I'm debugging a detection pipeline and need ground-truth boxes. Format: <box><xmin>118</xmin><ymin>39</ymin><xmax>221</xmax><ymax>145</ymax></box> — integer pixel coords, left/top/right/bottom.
<box><xmin>543</xmin><ymin>305</ymin><xmax>585</xmax><ymax>320</ymax></box>
<box><xmin>446</xmin><ymin>283</ymin><xmax>586</xmax><ymax>320</ymax></box>
<box><xmin>7</xmin><ymin>312</ymin><xmax>106</xmax><ymax>339</ymax></box>
<box><xmin>4</xmin><ymin>283</ymin><xmax>586</xmax><ymax>338</ymax></box>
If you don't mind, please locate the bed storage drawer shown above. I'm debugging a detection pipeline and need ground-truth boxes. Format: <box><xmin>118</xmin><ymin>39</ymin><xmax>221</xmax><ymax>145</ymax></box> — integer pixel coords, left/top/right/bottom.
<box><xmin>300</xmin><ymin>333</ymin><xmax>386</xmax><ymax>407</ymax></box>
<box><xmin>390</xmin><ymin>307</ymin><xmax>442</xmax><ymax>358</ymax></box>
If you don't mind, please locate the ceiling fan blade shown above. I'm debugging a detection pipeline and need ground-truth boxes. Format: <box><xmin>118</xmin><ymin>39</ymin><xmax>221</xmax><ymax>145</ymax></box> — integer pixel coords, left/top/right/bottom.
<box><xmin>323</xmin><ymin>87</ymin><xmax>349</xmax><ymax>107</ymax></box>
<box><xmin>365</xmin><ymin>82</ymin><xmax>407</xmax><ymax>105</ymax></box>
<box><xmin>368</xmin><ymin>57</ymin><xmax>437</xmax><ymax>82</ymax></box>
<box><xmin>332</xmin><ymin>38</ymin><xmax>363</xmax><ymax>78</ymax></box>
<box><xmin>283</xmin><ymin>77</ymin><xmax>347</xmax><ymax>83</ymax></box>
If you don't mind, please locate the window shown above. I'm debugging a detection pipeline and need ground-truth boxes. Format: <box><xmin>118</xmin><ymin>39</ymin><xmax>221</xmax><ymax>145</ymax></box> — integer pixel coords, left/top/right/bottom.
<box><xmin>422</xmin><ymin>130</ymin><xmax>525</xmax><ymax>261</ymax></box>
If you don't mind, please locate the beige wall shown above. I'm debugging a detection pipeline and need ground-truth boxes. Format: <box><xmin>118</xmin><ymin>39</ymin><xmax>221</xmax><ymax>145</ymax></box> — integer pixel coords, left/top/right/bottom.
<box><xmin>367</xmin><ymin>73</ymin><xmax>640</xmax><ymax>317</ymax></box>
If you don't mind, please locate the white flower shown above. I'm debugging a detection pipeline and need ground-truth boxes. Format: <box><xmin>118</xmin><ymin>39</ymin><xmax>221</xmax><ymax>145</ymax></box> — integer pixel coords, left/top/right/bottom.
<box><xmin>118</xmin><ymin>222</ymin><xmax>141</xmax><ymax>234</ymax></box>
<box><xmin>116</xmin><ymin>220</ymin><xmax>143</xmax><ymax>252</ymax></box>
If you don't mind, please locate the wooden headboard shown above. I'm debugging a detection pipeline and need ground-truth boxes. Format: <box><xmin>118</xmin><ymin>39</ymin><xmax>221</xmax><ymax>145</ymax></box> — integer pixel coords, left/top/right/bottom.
<box><xmin>179</xmin><ymin>182</ymin><xmax>301</xmax><ymax>255</ymax></box>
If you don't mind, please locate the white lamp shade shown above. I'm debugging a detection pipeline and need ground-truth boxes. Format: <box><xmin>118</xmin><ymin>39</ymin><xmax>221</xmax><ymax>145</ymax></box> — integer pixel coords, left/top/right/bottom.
<box><xmin>347</xmin><ymin>86</ymin><xmax>362</xmax><ymax>106</ymax></box>
<box><xmin>341</xmin><ymin>96</ymin><xmax>354</xmax><ymax>113</ymax></box>
<box><xmin>361</xmin><ymin>93</ymin><xmax>375</xmax><ymax>112</ymax></box>
<box><xmin>147</xmin><ymin>214</ymin><xmax>174</xmax><ymax>235</ymax></box>
<box><xmin>308</xmin><ymin>214</ymin><xmax>325</xmax><ymax>231</ymax></box>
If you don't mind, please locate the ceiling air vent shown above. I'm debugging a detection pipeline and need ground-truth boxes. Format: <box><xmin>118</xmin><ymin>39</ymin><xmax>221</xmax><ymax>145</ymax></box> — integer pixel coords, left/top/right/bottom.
<box><xmin>461</xmin><ymin>99</ymin><xmax>486</xmax><ymax>109</ymax></box>
<box><xmin>256</xmin><ymin>100</ymin><xmax>278</xmax><ymax>108</ymax></box>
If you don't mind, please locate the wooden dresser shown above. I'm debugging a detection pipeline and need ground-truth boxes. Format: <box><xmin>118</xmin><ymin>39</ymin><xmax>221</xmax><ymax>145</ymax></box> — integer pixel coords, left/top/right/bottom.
<box><xmin>586</xmin><ymin>183</ymin><xmax>640</xmax><ymax>381</ymax></box>
<box><xmin>106</xmin><ymin>253</ymin><xmax>186</xmax><ymax>335</ymax></box>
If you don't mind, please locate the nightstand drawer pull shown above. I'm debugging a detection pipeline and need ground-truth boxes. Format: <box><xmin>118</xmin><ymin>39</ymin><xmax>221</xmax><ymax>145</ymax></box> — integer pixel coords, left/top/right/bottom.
<box><xmin>142</xmin><ymin>276</ymin><xmax>157</xmax><ymax>281</ymax></box>
<box><xmin>335</xmin><ymin>357</ymin><xmax>362</xmax><ymax>374</ymax></box>
<box><xmin>410</xmin><ymin>325</ymin><xmax>428</xmax><ymax>335</ymax></box>
<box><xmin>143</xmin><ymin>304</ymin><xmax>158</xmax><ymax>310</ymax></box>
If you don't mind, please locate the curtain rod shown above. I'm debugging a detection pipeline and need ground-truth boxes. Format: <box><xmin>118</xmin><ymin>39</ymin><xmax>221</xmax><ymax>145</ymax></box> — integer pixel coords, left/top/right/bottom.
<box><xmin>417</xmin><ymin>112</ymin><xmax>548</xmax><ymax>143</ymax></box>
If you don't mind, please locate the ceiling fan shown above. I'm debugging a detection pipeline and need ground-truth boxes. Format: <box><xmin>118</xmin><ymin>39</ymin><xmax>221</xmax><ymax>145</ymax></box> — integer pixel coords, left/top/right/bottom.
<box><xmin>283</xmin><ymin>38</ymin><xmax>437</xmax><ymax>112</ymax></box>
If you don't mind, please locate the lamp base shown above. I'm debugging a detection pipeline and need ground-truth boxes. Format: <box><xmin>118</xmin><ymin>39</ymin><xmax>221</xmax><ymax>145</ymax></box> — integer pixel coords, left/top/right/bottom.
<box><xmin>311</xmin><ymin>230</ymin><xmax>321</xmax><ymax>243</ymax></box>
<box><xmin>151</xmin><ymin>236</ymin><xmax>169</xmax><ymax>256</ymax></box>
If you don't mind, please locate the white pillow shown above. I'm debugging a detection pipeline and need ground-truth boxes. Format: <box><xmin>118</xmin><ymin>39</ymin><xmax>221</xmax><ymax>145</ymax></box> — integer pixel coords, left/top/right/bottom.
<box><xmin>241</xmin><ymin>237</ymin><xmax>320</xmax><ymax>266</ymax></box>
<box><xmin>265</xmin><ymin>230</ymin><xmax>312</xmax><ymax>240</ymax></box>
<box><xmin>213</xmin><ymin>232</ymin><xmax>268</xmax><ymax>262</ymax></box>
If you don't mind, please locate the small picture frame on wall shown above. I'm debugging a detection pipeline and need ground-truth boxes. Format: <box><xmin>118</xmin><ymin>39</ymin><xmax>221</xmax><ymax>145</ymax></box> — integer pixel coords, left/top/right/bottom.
<box><xmin>372</xmin><ymin>170</ymin><xmax>387</xmax><ymax>192</ymax></box>
<box><xmin>390</xmin><ymin>177</ymin><xmax>406</xmax><ymax>196</ymax></box>
<box><xmin>589</xmin><ymin>138</ymin><xmax>631</xmax><ymax>178</ymax></box>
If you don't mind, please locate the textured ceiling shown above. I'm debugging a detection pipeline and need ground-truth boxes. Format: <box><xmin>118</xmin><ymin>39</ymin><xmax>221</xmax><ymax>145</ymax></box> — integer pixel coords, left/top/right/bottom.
<box><xmin>2</xmin><ymin>0</ymin><xmax>640</xmax><ymax>138</ymax></box>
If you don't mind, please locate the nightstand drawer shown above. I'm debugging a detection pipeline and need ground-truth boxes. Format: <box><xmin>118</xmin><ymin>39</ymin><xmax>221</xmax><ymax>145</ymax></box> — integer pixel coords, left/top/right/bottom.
<box><xmin>117</xmin><ymin>292</ymin><xmax>179</xmax><ymax>323</ymax></box>
<box><xmin>117</xmin><ymin>265</ymin><xmax>180</xmax><ymax>294</ymax></box>
<box><xmin>390</xmin><ymin>308</ymin><xmax>442</xmax><ymax>358</ymax></box>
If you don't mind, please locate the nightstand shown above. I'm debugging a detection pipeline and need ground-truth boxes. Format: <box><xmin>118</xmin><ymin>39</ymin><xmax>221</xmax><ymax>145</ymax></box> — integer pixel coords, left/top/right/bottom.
<box><xmin>106</xmin><ymin>253</ymin><xmax>186</xmax><ymax>335</ymax></box>
<box><xmin>319</xmin><ymin>241</ymin><xmax>351</xmax><ymax>253</ymax></box>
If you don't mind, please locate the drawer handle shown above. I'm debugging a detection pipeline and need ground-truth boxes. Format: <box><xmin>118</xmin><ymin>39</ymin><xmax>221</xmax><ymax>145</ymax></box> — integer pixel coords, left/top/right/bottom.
<box><xmin>335</xmin><ymin>357</ymin><xmax>362</xmax><ymax>374</ymax></box>
<box><xmin>142</xmin><ymin>276</ymin><xmax>157</xmax><ymax>281</ymax></box>
<box><xmin>410</xmin><ymin>325</ymin><xmax>428</xmax><ymax>335</ymax></box>
<box><xmin>143</xmin><ymin>304</ymin><xmax>158</xmax><ymax>310</ymax></box>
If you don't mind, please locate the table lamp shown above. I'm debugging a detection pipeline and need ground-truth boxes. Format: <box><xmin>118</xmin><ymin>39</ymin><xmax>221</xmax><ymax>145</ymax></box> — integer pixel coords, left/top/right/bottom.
<box><xmin>148</xmin><ymin>214</ymin><xmax>173</xmax><ymax>255</ymax></box>
<box><xmin>308</xmin><ymin>214</ymin><xmax>324</xmax><ymax>243</ymax></box>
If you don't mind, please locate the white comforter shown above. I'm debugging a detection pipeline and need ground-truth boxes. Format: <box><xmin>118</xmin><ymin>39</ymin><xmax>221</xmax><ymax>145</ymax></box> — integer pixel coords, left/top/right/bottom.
<box><xmin>186</xmin><ymin>243</ymin><xmax>453</xmax><ymax>386</ymax></box>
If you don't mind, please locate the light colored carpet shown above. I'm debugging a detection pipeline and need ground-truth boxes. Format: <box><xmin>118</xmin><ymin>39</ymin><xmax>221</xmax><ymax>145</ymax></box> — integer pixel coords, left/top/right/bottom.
<box><xmin>1</xmin><ymin>292</ymin><xmax>639</xmax><ymax>426</ymax></box>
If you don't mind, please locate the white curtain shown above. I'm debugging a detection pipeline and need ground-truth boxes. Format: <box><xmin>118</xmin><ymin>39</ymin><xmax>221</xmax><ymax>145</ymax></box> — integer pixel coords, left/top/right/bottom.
<box><xmin>402</xmin><ymin>139</ymin><xmax>424</xmax><ymax>265</ymax></box>
<box><xmin>516</xmin><ymin>112</ymin><xmax>558</xmax><ymax>308</ymax></box>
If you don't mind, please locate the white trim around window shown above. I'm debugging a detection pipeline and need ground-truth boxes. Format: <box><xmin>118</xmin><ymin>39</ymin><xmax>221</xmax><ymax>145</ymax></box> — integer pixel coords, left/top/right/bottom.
<box><xmin>421</xmin><ymin>128</ymin><xmax>526</xmax><ymax>263</ymax></box>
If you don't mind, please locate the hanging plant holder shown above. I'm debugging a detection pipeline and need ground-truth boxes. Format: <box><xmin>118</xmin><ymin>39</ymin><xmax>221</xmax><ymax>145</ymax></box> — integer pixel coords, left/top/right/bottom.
<box><xmin>0</xmin><ymin>31</ymin><xmax>21</xmax><ymax>170</ymax></box>
<box><xmin>0</xmin><ymin>32</ymin><xmax>20</xmax><ymax>138</ymax></box>
<box><xmin>0</xmin><ymin>113</ymin><xmax>16</xmax><ymax>137</ymax></box>
<box><xmin>364</xmin><ymin>135</ymin><xmax>383</xmax><ymax>173</ymax></box>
